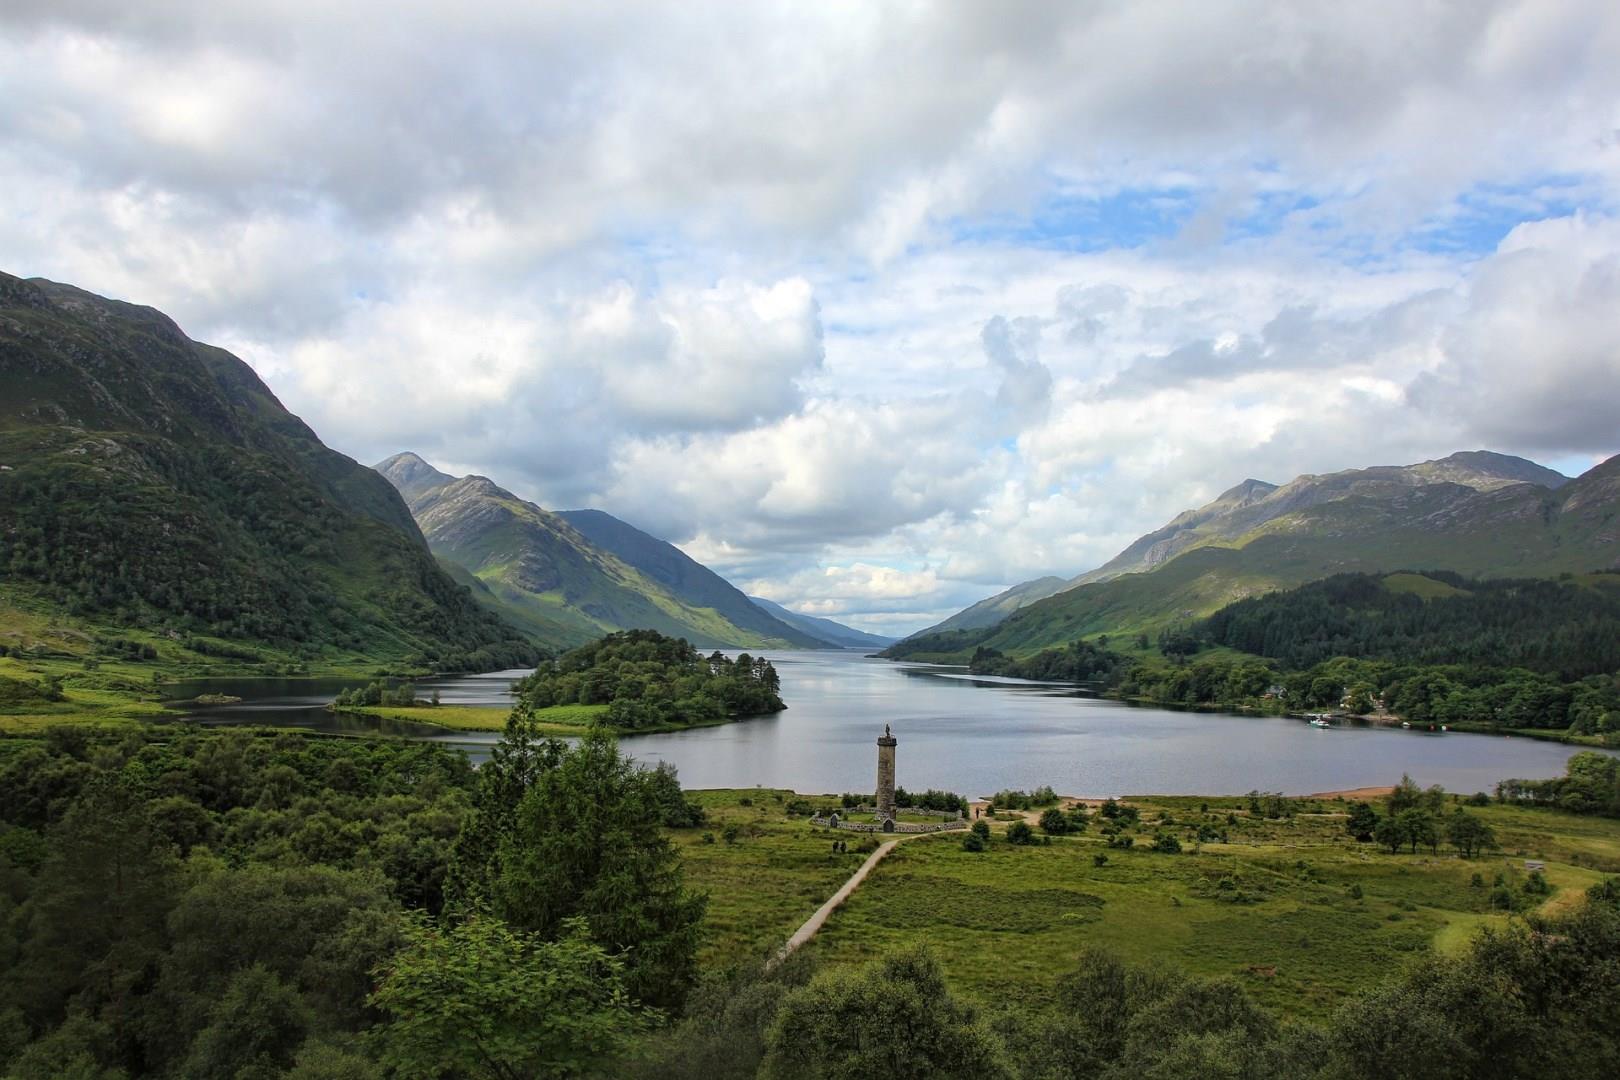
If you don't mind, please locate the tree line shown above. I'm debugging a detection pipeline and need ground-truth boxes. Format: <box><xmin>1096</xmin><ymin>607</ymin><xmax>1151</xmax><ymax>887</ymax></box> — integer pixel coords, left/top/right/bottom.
<box><xmin>1199</xmin><ymin>571</ymin><xmax>1620</xmax><ymax>681</ymax></box>
<box><xmin>515</xmin><ymin>629</ymin><xmax>784</xmax><ymax>730</ymax></box>
<box><xmin>0</xmin><ymin>711</ymin><xmax>709</xmax><ymax>1077</ymax></box>
<box><xmin>968</xmin><ymin>638</ymin><xmax>1131</xmax><ymax>683</ymax></box>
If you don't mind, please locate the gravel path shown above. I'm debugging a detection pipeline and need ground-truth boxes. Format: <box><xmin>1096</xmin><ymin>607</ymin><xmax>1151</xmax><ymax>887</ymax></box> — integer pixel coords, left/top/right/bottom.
<box><xmin>769</xmin><ymin>836</ymin><xmax>906</xmax><ymax>968</ymax></box>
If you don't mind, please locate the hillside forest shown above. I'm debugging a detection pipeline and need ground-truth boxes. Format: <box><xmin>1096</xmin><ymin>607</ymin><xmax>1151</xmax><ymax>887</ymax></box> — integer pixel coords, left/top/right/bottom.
<box><xmin>968</xmin><ymin>572</ymin><xmax>1620</xmax><ymax>743</ymax></box>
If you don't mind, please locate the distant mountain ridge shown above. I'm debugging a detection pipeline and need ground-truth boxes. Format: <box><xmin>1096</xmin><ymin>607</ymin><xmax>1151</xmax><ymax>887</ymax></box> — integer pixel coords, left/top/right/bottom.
<box><xmin>747</xmin><ymin>596</ymin><xmax>894</xmax><ymax>649</ymax></box>
<box><xmin>377</xmin><ymin>453</ymin><xmax>826</xmax><ymax>650</ymax></box>
<box><xmin>1068</xmin><ymin>450</ymin><xmax>1572</xmax><ymax>589</ymax></box>
<box><xmin>888</xmin><ymin>450</ymin><xmax>1614</xmax><ymax>660</ymax></box>
<box><xmin>554</xmin><ymin>508</ymin><xmax>829</xmax><ymax>647</ymax></box>
<box><xmin>909</xmin><ymin>575</ymin><xmax>1070</xmax><ymax>637</ymax></box>
<box><xmin>0</xmin><ymin>273</ymin><xmax>537</xmax><ymax>670</ymax></box>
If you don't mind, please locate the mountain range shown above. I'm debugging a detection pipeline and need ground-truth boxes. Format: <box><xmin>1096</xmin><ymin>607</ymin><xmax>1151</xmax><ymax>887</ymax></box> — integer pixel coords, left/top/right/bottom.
<box><xmin>889</xmin><ymin>450</ymin><xmax>1619</xmax><ymax>661</ymax></box>
<box><xmin>376</xmin><ymin>453</ymin><xmax>883</xmax><ymax>651</ymax></box>
<box><xmin>0</xmin><ymin>271</ymin><xmax>877</xmax><ymax>670</ymax></box>
<box><xmin>747</xmin><ymin>595</ymin><xmax>894</xmax><ymax>649</ymax></box>
<box><xmin>6</xmin><ymin>270</ymin><xmax>1610</xmax><ymax>672</ymax></box>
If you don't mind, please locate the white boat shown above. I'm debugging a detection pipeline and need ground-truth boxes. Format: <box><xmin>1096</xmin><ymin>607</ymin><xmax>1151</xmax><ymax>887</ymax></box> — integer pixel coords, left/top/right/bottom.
<box><xmin>1310</xmin><ymin>717</ymin><xmax>1330</xmax><ymax>728</ymax></box>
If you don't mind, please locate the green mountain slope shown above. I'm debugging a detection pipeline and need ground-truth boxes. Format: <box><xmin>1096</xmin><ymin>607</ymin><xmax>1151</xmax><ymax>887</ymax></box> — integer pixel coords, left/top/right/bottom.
<box><xmin>887</xmin><ymin>452</ymin><xmax>1618</xmax><ymax>661</ymax></box>
<box><xmin>904</xmin><ymin>575</ymin><xmax>1070</xmax><ymax>638</ymax></box>
<box><xmin>556</xmin><ymin>509</ymin><xmax>826</xmax><ymax>648</ymax></box>
<box><xmin>747</xmin><ymin>595</ymin><xmax>894</xmax><ymax>648</ymax></box>
<box><xmin>0</xmin><ymin>273</ymin><xmax>539</xmax><ymax>671</ymax></box>
<box><xmin>904</xmin><ymin>452</ymin><xmax>1565</xmax><ymax>642</ymax></box>
<box><xmin>376</xmin><ymin>454</ymin><xmax>819</xmax><ymax>650</ymax></box>
<box><xmin>1068</xmin><ymin>451</ymin><xmax>1571</xmax><ymax>588</ymax></box>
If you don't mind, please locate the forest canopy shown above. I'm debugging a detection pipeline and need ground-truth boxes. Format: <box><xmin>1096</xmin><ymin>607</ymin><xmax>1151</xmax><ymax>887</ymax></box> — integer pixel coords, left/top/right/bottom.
<box><xmin>514</xmin><ymin>629</ymin><xmax>784</xmax><ymax>730</ymax></box>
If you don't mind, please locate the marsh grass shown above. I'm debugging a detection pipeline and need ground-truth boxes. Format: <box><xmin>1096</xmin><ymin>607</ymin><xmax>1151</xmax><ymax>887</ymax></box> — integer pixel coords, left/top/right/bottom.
<box><xmin>681</xmin><ymin>792</ymin><xmax>1620</xmax><ymax>1021</ymax></box>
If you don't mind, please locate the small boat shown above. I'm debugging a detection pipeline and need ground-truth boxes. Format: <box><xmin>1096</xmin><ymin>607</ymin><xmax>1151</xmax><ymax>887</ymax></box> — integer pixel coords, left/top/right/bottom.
<box><xmin>1401</xmin><ymin>721</ymin><xmax>1411</xmax><ymax>729</ymax></box>
<box><xmin>1310</xmin><ymin>717</ymin><xmax>1331</xmax><ymax>728</ymax></box>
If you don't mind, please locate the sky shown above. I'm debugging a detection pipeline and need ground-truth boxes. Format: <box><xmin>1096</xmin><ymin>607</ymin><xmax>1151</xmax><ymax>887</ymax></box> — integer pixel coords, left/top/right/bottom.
<box><xmin>4</xmin><ymin>1</ymin><xmax>1619</xmax><ymax>635</ymax></box>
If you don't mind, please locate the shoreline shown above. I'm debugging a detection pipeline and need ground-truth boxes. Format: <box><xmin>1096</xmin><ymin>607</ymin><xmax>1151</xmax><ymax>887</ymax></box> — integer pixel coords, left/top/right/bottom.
<box><xmin>333</xmin><ymin>702</ymin><xmax>774</xmax><ymax>737</ymax></box>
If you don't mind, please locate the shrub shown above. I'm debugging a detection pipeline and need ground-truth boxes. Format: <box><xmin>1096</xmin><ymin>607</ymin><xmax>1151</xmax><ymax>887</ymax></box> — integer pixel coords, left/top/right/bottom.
<box><xmin>700</xmin><ymin>833</ymin><xmax>715</xmax><ymax>845</ymax></box>
<box><xmin>970</xmin><ymin>820</ymin><xmax>990</xmax><ymax>840</ymax></box>
<box><xmin>1347</xmin><ymin>883</ymin><xmax>1363</xmax><ymax>900</ymax></box>
<box><xmin>1152</xmin><ymin>833</ymin><xmax>1182</xmax><ymax>854</ymax></box>
<box><xmin>1006</xmin><ymin>821</ymin><xmax>1035</xmax><ymax>845</ymax></box>
<box><xmin>1092</xmin><ymin>853</ymin><xmax>1108</xmax><ymax>868</ymax></box>
<box><xmin>962</xmin><ymin>832</ymin><xmax>986</xmax><ymax>853</ymax></box>
<box><xmin>722</xmin><ymin>825</ymin><xmax>740</xmax><ymax>845</ymax></box>
<box><xmin>1038</xmin><ymin>808</ymin><xmax>1070</xmax><ymax>835</ymax></box>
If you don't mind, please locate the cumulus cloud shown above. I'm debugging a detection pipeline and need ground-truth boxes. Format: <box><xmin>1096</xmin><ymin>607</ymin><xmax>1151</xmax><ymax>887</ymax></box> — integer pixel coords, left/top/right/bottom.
<box><xmin>3</xmin><ymin>1</ymin><xmax>1619</xmax><ymax>633</ymax></box>
<box><xmin>981</xmin><ymin>315</ymin><xmax>1052</xmax><ymax>426</ymax></box>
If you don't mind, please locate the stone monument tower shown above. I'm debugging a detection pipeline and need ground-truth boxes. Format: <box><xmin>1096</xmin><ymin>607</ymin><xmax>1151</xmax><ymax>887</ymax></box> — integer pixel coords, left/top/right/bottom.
<box><xmin>876</xmin><ymin>724</ymin><xmax>898</xmax><ymax>820</ymax></box>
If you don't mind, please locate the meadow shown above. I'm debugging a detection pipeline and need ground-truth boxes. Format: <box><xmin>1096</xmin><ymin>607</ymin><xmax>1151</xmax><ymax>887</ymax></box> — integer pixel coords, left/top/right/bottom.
<box><xmin>678</xmin><ymin>790</ymin><xmax>1620</xmax><ymax>1020</ymax></box>
<box><xmin>340</xmin><ymin>702</ymin><xmax>607</xmax><ymax>732</ymax></box>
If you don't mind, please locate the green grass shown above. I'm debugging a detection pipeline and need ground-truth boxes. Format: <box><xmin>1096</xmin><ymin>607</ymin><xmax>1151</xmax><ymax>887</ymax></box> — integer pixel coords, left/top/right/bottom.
<box><xmin>676</xmin><ymin>791</ymin><xmax>1620</xmax><ymax>1021</ymax></box>
<box><xmin>1382</xmin><ymin>572</ymin><xmax>1471</xmax><ymax>599</ymax></box>
<box><xmin>674</xmin><ymin>790</ymin><xmax>866</xmax><ymax>971</ymax></box>
<box><xmin>341</xmin><ymin>700</ymin><xmax>766</xmax><ymax>737</ymax></box>
<box><xmin>343</xmin><ymin>702</ymin><xmax>606</xmax><ymax>733</ymax></box>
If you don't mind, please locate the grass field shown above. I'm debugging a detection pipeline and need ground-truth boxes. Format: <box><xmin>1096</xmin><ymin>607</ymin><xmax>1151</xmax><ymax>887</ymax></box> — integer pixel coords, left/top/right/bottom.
<box><xmin>678</xmin><ymin>790</ymin><xmax>1620</xmax><ymax>1021</ymax></box>
<box><xmin>342</xmin><ymin>702</ymin><xmax>606</xmax><ymax>733</ymax></box>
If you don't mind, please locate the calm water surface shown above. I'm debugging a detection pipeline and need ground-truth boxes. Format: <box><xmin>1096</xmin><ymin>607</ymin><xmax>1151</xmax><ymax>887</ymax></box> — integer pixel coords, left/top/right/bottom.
<box><xmin>164</xmin><ymin>650</ymin><xmax>1604</xmax><ymax>798</ymax></box>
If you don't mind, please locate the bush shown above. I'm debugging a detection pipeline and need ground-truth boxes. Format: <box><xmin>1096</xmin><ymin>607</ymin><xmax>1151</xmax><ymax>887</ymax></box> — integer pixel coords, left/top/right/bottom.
<box><xmin>895</xmin><ymin>787</ymin><xmax>969</xmax><ymax>813</ymax></box>
<box><xmin>970</xmin><ymin>820</ymin><xmax>990</xmax><ymax>840</ymax></box>
<box><xmin>722</xmin><ymin>825</ymin><xmax>740</xmax><ymax>845</ymax></box>
<box><xmin>1006</xmin><ymin>821</ymin><xmax>1035</xmax><ymax>845</ymax></box>
<box><xmin>1347</xmin><ymin>883</ymin><xmax>1363</xmax><ymax>900</ymax></box>
<box><xmin>1092</xmin><ymin>853</ymin><xmax>1108</xmax><ymax>868</ymax></box>
<box><xmin>1038</xmin><ymin>808</ymin><xmax>1070</xmax><ymax>835</ymax></box>
<box><xmin>962</xmin><ymin>832</ymin><xmax>986</xmax><ymax>853</ymax></box>
<box><xmin>1152</xmin><ymin>833</ymin><xmax>1182</xmax><ymax>854</ymax></box>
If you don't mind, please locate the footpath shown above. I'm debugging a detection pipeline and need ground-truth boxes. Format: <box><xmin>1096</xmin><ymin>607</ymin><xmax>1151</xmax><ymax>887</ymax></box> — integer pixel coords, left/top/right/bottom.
<box><xmin>770</xmin><ymin>835</ymin><xmax>913</xmax><ymax>967</ymax></box>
